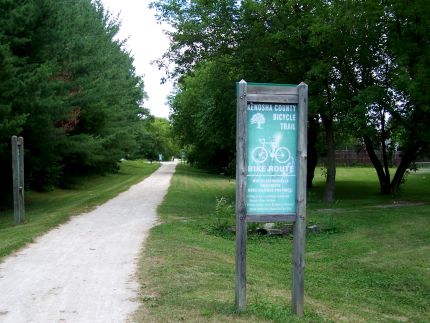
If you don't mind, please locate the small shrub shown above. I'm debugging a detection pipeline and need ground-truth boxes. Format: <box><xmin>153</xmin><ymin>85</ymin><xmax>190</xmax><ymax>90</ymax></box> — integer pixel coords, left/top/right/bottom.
<box><xmin>214</xmin><ymin>196</ymin><xmax>234</xmax><ymax>227</ymax></box>
<box><xmin>206</xmin><ymin>196</ymin><xmax>235</xmax><ymax>237</ymax></box>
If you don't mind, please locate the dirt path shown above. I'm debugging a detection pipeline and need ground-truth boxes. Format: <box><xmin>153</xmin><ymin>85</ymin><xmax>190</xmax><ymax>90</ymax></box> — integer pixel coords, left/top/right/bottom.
<box><xmin>0</xmin><ymin>162</ymin><xmax>176</xmax><ymax>323</ymax></box>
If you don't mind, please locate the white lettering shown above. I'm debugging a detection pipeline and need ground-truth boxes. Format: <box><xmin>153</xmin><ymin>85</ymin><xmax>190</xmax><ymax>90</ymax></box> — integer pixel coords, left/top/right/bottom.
<box><xmin>281</xmin><ymin>123</ymin><xmax>296</xmax><ymax>130</ymax></box>
<box><xmin>274</xmin><ymin>104</ymin><xmax>296</xmax><ymax>112</ymax></box>
<box><xmin>273</xmin><ymin>113</ymin><xmax>296</xmax><ymax>121</ymax></box>
<box><xmin>248</xmin><ymin>165</ymin><xmax>266</xmax><ymax>172</ymax></box>
<box><xmin>248</xmin><ymin>104</ymin><xmax>273</xmax><ymax>111</ymax></box>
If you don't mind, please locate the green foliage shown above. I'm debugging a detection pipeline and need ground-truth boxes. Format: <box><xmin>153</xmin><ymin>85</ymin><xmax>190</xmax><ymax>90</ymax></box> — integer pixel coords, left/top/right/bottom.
<box><xmin>171</xmin><ymin>58</ymin><xmax>237</xmax><ymax>172</ymax></box>
<box><xmin>133</xmin><ymin>117</ymin><xmax>179</xmax><ymax>161</ymax></box>
<box><xmin>153</xmin><ymin>0</ymin><xmax>430</xmax><ymax>195</ymax></box>
<box><xmin>151</xmin><ymin>0</ymin><xmax>240</xmax><ymax>78</ymax></box>
<box><xmin>0</xmin><ymin>0</ymin><xmax>148</xmax><ymax>197</ymax></box>
<box><xmin>211</xmin><ymin>196</ymin><xmax>234</xmax><ymax>233</ymax></box>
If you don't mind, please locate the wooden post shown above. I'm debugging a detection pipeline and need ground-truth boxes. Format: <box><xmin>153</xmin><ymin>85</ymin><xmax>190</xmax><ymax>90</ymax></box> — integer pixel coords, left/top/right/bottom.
<box><xmin>292</xmin><ymin>83</ymin><xmax>308</xmax><ymax>316</ymax></box>
<box><xmin>18</xmin><ymin>136</ymin><xmax>25</xmax><ymax>223</ymax></box>
<box><xmin>12</xmin><ymin>136</ymin><xmax>25</xmax><ymax>224</ymax></box>
<box><xmin>12</xmin><ymin>136</ymin><xmax>19</xmax><ymax>224</ymax></box>
<box><xmin>235</xmin><ymin>80</ymin><xmax>247</xmax><ymax>311</ymax></box>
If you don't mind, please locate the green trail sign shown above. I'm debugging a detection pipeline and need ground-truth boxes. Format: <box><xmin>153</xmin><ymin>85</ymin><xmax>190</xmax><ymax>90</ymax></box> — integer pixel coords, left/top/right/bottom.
<box><xmin>235</xmin><ymin>81</ymin><xmax>308</xmax><ymax>316</ymax></box>
<box><xmin>246</xmin><ymin>103</ymin><xmax>297</xmax><ymax>215</ymax></box>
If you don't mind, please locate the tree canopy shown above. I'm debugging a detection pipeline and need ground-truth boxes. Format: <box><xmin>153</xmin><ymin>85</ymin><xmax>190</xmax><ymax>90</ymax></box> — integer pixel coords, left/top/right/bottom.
<box><xmin>133</xmin><ymin>117</ymin><xmax>179</xmax><ymax>162</ymax></box>
<box><xmin>152</xmin><ymin>0</ymin><xmax>430</xmax><ymax>196</ymax></box>
<box><xmin>0</xmin><ymin>0</ymin><xmax>152</xmax><ymax>199</ymax></box>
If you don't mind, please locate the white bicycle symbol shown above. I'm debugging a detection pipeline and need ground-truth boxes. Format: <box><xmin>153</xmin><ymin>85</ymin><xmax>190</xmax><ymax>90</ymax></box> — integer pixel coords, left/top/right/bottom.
<box><xmin>252</xmin><ymin>138</ymin><xmax>291</xmax><ymax>164</ymax></box>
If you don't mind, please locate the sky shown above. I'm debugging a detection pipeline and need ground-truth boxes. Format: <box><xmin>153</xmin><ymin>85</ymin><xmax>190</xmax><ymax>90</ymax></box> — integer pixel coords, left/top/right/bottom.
<box><xmin>100</xmin><ymin>0</ymin><xmax>173</xmax><ymax>119</ymax></box>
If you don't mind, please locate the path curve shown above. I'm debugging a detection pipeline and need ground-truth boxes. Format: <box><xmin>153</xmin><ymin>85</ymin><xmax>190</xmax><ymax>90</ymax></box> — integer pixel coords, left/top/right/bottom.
<box><xmin>0</xmin><ymin>162</ymin><xmax>176</xmax><ymax>323</ymax></box>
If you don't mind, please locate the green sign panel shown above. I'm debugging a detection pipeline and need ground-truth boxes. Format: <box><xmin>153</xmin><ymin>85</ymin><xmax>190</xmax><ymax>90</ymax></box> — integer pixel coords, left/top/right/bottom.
<box><xmin>246</xmin><ymin>103</ymin><xmax>297</xmax><ymax>215</ymax></box>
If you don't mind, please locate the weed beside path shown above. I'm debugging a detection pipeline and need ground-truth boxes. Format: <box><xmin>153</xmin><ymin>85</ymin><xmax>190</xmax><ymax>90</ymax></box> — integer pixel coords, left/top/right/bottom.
<box><xmin>135</xmin><ymin>165</ymin><xmax>430</xmax><ymax>322</ymax></box>
<box><xmin>0</xmin><ymin>160</ymin><xmax>159</xmax><ymax>260</ymax></box>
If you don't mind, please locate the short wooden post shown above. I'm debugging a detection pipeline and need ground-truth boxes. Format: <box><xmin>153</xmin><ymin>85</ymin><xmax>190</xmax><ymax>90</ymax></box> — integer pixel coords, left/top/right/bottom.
<box><xmin>292</xmin><ymin>83</ymin><xmax>308</xmax><ymax>316</ymax></box>
<box><xmin>18</xmin><ymin>136</ymin><xmax>25</xmax><ymax>223</ymax></box>
<box><xmin>12</xmin><ymin>136</ymin><xmax>25</xmax><ymax>224</ymax></box>
<box><xmin>235</xmin><ymin>80</ymin><xmax>247</xmax><ymax>311</ymax></box>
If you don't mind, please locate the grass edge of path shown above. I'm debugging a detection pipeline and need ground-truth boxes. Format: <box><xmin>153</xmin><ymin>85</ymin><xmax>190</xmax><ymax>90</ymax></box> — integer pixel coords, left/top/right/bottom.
<box><xmin>0</xmin><ymin>160</ymin><xmax>160</xmax><ymax>260</ymax></box>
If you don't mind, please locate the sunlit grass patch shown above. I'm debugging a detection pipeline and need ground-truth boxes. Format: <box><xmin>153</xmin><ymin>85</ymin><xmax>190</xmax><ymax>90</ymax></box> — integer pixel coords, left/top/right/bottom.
<box><xmin>135</xmin><ymin>165</ymin><xmax>429</xmax><ymax>322</ymax></box>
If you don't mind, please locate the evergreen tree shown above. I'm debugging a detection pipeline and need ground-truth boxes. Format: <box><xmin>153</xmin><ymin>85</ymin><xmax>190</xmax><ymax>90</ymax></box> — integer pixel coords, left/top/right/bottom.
<box><xmin>0</xmin><ymin>0</ymin><xmax>147</xmax><ymax>198</ymax></box>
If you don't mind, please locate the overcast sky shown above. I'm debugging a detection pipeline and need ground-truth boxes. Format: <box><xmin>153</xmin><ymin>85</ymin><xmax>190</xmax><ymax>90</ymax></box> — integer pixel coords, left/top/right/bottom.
<box><xmin>100</xmin><ymin>0</ymin><xmax>173</xmax><ymax>119</ymax></box>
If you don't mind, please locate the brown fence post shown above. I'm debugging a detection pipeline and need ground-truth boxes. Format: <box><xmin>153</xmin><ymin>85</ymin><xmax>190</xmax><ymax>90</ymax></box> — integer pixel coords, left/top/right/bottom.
<box><xmin>12</xmin><ymin>136</ymin><xmax>25</xmax><ymax>224</ymax></box>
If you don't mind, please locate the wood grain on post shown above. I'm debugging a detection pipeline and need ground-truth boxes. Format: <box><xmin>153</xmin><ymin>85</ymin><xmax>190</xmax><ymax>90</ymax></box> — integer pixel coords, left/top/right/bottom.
<box><xmin>18</xmin><ymin>136</ymin><xmax>25</xmax><ymax>223</ymax></box>
<box><xmin>292</xmin><ymin>83</ymin><xmax>308</xmax><ymax>316</ymax></box>
<box><xmin>11</xmin><ymin>136</ymin><xmax>25</xmax><ymax>224</ymax></box>
<box><xmin>246</xmin><ymin>94</ymin><xmax>298</xmax><ymax>103</ymax></box>
<box><xmin>12</xmin><ymin>136</ymin><xmax>20</xmax><ymax>224</ymax></box>
<box><xmin>247</xmin><ymin>84</ymin><xmax>298</xmax><ymax>95</ymax></box>
<box><xmin>235</xmin><ymin>80</ymin><xmax>247</xmax><ymax>311</ymax></box>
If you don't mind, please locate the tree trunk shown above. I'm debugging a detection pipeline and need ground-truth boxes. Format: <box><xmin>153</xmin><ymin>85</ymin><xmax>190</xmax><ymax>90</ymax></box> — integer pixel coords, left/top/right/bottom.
<box><xmin>321</xmin><ymin>114</ymin><xmax>336</xmax><ymax>202</ymax></box>
<box><xmin>364</xmin><ymin>133</ymin><xmax>419</xmax><ymax>194</ymax></box>
<box><xmin>363</xmin><ymin>135</ymin><xmax>391</xmax><ymax>194</ymax></box>
<box><xmin>307</xmin><ymin>116</ymin><xmax>319</xmax><ymax>189</ymax></box>
<box><xmin>380</xmin><ymin>108</ymin><xmax>391</xmax><ymax>181</ymax></box>
<box><xmin>390</xmin><ymin>147</ymin><xmax>417</xmax><ymax>193</ymax></box>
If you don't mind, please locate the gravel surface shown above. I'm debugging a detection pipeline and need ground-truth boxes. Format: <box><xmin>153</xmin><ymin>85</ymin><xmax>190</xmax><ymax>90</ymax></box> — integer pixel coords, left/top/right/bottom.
<box><xmin>0</xmin><ymin>162</ymin><xmax>176</xmax><ymax>323</ymax></box>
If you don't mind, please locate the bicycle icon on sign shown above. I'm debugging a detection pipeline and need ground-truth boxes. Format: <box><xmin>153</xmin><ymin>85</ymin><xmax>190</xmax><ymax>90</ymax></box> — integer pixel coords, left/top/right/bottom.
<box><xmin>252</xmin><ymin>138</ymin><xmax>291</xmax><ymax>164</ymax></box>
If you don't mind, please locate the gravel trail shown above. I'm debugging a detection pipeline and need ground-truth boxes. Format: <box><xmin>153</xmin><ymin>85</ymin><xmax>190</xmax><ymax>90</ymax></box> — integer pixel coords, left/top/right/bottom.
<box><xmin>0</xmin><ymin>162</ymin><xmax>176</xmax><ymax>323</ymax></box>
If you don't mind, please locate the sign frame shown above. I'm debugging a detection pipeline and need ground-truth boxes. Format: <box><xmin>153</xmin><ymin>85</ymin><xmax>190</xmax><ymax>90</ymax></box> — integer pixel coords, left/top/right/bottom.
<box><xmin>235</xmin><ymin>80</ymin><xmax>308</xmax><ymax>315</ymax></box>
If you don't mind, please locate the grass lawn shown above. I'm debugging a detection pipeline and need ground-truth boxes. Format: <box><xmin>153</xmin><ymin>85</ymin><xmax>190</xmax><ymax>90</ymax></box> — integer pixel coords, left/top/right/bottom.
<box><xmin>135</xmin><ymin>165</ymin><xmax>430</xmax><ymax>322</ymax></box>
<box><xmin>0</xmin><ymin>160</ymin><xmax>159</xmax><ymax>260</ymax></box>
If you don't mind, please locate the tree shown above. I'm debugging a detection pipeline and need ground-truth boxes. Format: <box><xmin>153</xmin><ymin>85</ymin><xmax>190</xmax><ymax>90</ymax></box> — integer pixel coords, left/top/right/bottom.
<box><xmin>151</xmin><ymin>0</ymin><xmax>240</xmax><ymax>78</ymax></box>
<box><xmin>170</xmin><ymin>58</ymin><xmax>238</xmax><ymax>171</ymax></box>
<box><xmin>0</xmin><ymin>0</ymin><xmax>147</xmax><ymax>196</ymax></box>
<box><xmin>381</xmin><ymin>0</ymin><xmax>430</xmax><ymax>192</ymax></box>
<box><xmin>340</xmin><ymin>0</ymin><xmax>430</xmax><ymax>193</ymax></box>
<box><xmin>133</xmin><ymin>117</ymin><xmax>179</xmax><ymax>162</ymax></box>
<box><xmin>152</xmin><ymin>0</ymin><xmax>430</xmax><ymax>197</ymax></box>
<box><xmin>152</xmin><ymin>0</ymin><xmax>347</xmax><ymax>199</ymax></box>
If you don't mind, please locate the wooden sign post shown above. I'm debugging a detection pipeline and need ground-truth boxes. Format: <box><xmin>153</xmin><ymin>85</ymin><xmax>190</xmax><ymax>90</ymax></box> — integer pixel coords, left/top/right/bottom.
<box><xmin>12</xmin><ymin>136</ymin><xmax>25</xmax><ymax>224</ymax></box>
<box><xmin>235</xmin><ymin>80</ymin><xmax>308</xmax><ymax>315</ymax></box>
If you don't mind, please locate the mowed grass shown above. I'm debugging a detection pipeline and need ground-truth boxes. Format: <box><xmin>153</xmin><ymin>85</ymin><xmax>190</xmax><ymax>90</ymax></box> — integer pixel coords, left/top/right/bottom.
<box><xmin>0</xmin><ymin>160</ymin><xmax>159</xmax><ymax>259</ymax></box>
<box><xmin>135</xmin><ymin>165</ymin><xmax>430</xmax><ymax>322</ymax></box>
